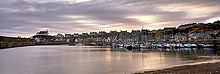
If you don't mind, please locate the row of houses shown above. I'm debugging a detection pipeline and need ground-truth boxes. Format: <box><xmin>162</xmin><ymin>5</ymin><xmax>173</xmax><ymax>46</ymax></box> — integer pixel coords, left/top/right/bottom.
<box><xmin>32</xmin><ymin>28</ymin><xmax>220</xmax><ymax>44</ymax></box>
<box><xmin>31</xmin><ymin>29</ymin><xmax>149</xmax><ymax>44</ymax></box>
<box><xmin>177</xmin><ymin>30</ymin><xmax>220</xmax><ymax>40</ymax></box>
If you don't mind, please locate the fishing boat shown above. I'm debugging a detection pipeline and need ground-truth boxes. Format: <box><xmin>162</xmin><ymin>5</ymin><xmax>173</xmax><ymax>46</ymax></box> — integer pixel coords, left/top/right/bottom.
<box><xmin>126</xmin><ymin>45</ymin><xmax>133</xmax><ymax>50</ymax></box>
<box><xmin>165</xmin><ymin>43</ymin><xmax>171</xmax><ymax>48</ymax></box>
<box><xmin>117</xmin><ymin>44</ymin><xmax>124</xmax><ymax>47</ymax></box>
<box><xmin>184</xmin><ymin>43</ymin><xmax>197</xmax><ymax>48</ymax></box>
<box><xmin>158</xmin><ymin>44</ymin><xmax>166</xmax><ymax>48</ymax></box>
<box><xmin>140</xmin><ymin>44</ymin><xmax>148</xmax><ymax>49</ymax></box>
<box><xmin>175</xmin><ymin>43</ymin><xmax>184</xmax><ymax>48</ymax></box>
<box><xmin>152</xmin><ymin>43</ymin><xmax>159</xmax><ymax>49</ymax></box>
<box><xmin>204</xmin><ymin>44</ymin><xmax>215</xmax><ymax>48</ymax></box>
<box><xmin>75</xmin><ymin>43</ymin><xmax>85</xmax><ymax>46</ymax></box>
<box><xmin>184</xmin><ymin>43</ymin><xmax>191</xmax><ymax>48</ymax></box>
<box><xmin>191</xmin><ymin>44</ymin><xmax>197</xmax><ymax>48</ymax></box>
<box><xmin>197</xmin><ymin>44</ymin><xmax>204</xmax><ymax>48</ymax></box>
<box><xmin>133</xmin><ymin>44</ymin><xmax>140</xmax><ymax>49</ymax></box>
<box><xmin>169</xmin><ymin>43</ymin><xmax>176</xmax><ymax>48</ymax></box>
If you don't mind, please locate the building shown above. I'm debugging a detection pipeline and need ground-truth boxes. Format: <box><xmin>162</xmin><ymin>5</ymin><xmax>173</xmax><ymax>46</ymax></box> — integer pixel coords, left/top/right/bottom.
<box><xmin>65</xmin><ymin>34</ymin><xmax>73</xmax><ymax>37</ymax></box>
<box><xmin>32</xmin><ymin>35</ymin><xmax>55</xmax><ymax>42</ymax></box>
<box><xmin>74</xmin><ymin>33</ymin><xmax>79</xmax><ymax>37</ymax></box>
<box><xmin>164</xmin><ymin>27</ymin><xmax>176</xmax><ymax>31</ymax></box>
<box><xmin>110</xmin><ymin>30</ymin><xmax>117</xmax><ymax>35</ymax></box>
<box><xmin>82</xmin><ymin>33</ymin><xmax>88</xmax><ymax>36</ymax></box>
<box><xmin>98</xmin><ymin>31</ymin><xmax>106</xmax><ymax>35</ymax></box>
<box><xmin>119</xmin><ymin>30</ymin><xmax>128</xmax><ymax>36</ymax></box>
<box><xmin>36</xmin><ymin>30</ymin><xmax>49</xmax><ymax>35</ymax></box>
<box><xmin>55</xmin><ymin>33</ymin><xmax>64</xmax><ymax>41</ymax></box>
<box><xmin>34</xmin><ymin>30</ymin><xmax>52</xmax><ymax>42</ymax></box>
<box><xmin>141</xmin><ymin>29</ymin><xmax>148</xmax><ymax>35</ymax></box>
<box><xmin>131</xmin><ymin>30</ymin><xmax>140</xmax><ymax>35</ymax></box>
<box><xmin>89</xmin><ymin>32</ymin><xmax>98</xmax><ymax>35</ymax></box>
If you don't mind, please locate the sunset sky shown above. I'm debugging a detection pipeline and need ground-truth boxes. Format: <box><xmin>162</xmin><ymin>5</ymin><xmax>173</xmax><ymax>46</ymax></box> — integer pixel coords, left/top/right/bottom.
<box><xmin>0</xmin><ymin>0</ymin><xmax>220</xmax><ymax>37</ymax></box>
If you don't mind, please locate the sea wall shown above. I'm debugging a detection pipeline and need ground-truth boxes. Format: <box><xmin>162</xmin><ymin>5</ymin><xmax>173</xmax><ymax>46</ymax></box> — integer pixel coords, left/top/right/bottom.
<box><xmin>0</xmin><ymin>42</ymin><xmax>35</xmax><ymax>49</ymax></box>
<box><xmin>0</xmin><ymin>36</ymin><xmax>35</xmax><ymax>49</ymax></box>
<box><xmin>35</xmin><ymin>42</ymin><xmax>68</xmax><ymax>45</ymax></box>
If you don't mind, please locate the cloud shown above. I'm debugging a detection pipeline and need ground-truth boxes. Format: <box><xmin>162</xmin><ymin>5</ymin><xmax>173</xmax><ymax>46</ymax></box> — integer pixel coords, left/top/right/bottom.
<box><xmin>0</xmin><ymin>0</ymin><xmax>220</xmax><ymax>37</ymax></box>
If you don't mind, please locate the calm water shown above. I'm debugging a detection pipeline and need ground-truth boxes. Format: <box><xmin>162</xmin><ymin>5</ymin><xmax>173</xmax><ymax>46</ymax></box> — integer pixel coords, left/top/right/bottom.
<box><xmin>0</xmin><ymin>45</ymin><xmax>219</xmax><ymax>74</ymax></box>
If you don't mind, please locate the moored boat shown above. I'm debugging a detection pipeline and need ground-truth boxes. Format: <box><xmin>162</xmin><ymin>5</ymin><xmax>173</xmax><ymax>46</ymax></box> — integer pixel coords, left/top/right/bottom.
<box><xmin>140</xmin><ymin>44</ymin><xmax>147</xmax><ymax>49</ymax></box>
<box><xmin>117</xmin><ymin>44</ymin><xmax>124</xmax><ymax>47</ymax></box>
<box><xmin>184</xmin><ymin>44</ymin><xmax>191</xmax><ymax>48</ymax></box>
<box><xmin>126</xmin><ymin>45</ymin><xmax>133</xmax><ymax>50</ymax></box>
<box><xmin>197</xmin><ymin>44</ymin><xmax>204</xmax><ymax>48</ymax></box>
<box><xmin>165</xmin><ymin>44</ymin><xmax>171</xmax><ymax>48</ymax></box>
<box><xmin>191</xmin><ymin>44</ymin><xmax>197</xmax><ymax>48</ymax></box>
<box><xmin>175</xmin><ymin>43</ymin><xmax>184</xmax><ymax>48</ymax></box>
<box><xmin>75</xmin><ymin>43</ymin><xmax>85</xmax><ymax>46</ymax></box>
<box><xmin>204</xmin><ymin>44</ymin><xmax>215</xmax><ymax>48</ymax></box>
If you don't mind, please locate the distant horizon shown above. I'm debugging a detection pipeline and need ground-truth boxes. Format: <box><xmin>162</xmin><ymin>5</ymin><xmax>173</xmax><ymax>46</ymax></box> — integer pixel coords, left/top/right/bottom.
<box><xmin>1</xmin><ymin>0</ymin><xmax>220</xmax><ymax>37</ymax></box>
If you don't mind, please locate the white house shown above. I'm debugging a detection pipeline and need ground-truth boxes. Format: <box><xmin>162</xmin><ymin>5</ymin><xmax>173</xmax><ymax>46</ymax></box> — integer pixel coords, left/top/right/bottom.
<box><xmin>36</xmin><ymin>30</ymin><xmax>49</xmax><ymax>35</ymax></box>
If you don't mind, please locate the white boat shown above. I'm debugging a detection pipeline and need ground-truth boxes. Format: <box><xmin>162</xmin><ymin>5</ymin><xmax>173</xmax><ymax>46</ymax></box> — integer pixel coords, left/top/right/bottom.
<box><xmin>176</xmin><ymin>43</ymin><xmax>184</xmax><ymax>48</ymax></box>
<box><xmin>184</xmin><ymin>43</ymin><xmax>197</xmax><ymax>48</ymax></box>
<box><xmin>157</xmin><ymin>44</ymin><xmax>165</xmax><ymax>48</ymax></box>
<box><xmin>75</xmin><ymin>43</ymin><xmax>85</xmax><ymax>46</ymax></box>
<box><xmin>170</xmin><ymin>43</ymin><xmax>176</xmax><ymax>48</ymax></box>
<box><xmin>197</xmin><ymin>44</ymin><xmax>204</xmax><ymax>48</ymax></box>
<box><xmin>204</xmin><ymin>44</ymin><xmax>214</xmax><ymax>48</ymax></box>
<box><xmin>184</xmin><ymin>44</ymin><xmax>191</xmax><ymax>48</ymax></box>
<box><xmin>191</xmin><ymin>44</ymin><xmax>197</xmax><ymax>48</ymax></box>
<box><xmin>133</xmin><ymin>44</ymin><xmax>140</xmax><ymax>49</ymax></box>
<box><xmin>117</xmin><ymin>44</ymin><xmax>124</xmax><ymax>47</ymax></box>
<box><xmin>140</xmin><ymin>44</ymin><xmax>147</xmax><ymax>49</ymax></box>
<box><xmin>165</xmin><ymin>44</ymin><xmax>171</xmax><ymax>48</ymax></box>
<box><xmin>117</xmin><ymin>44</ymin><xmax>124</xmax><ymax>48</ymax></box>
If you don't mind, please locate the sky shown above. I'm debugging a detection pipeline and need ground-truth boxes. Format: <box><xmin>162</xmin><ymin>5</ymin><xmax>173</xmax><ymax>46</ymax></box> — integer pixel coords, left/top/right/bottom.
<box><xmin>0</xmin><ymin>0</ymin><xmax>220</xmax><ymax>37</ymax></box>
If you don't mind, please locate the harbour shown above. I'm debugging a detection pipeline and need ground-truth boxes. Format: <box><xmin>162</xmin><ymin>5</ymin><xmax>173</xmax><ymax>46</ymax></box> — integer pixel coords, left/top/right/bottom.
<box><xmin>1</xmin><ymin>0</ymin><xmax>220</xmax><ymax>74</ymax></box>
<box><xmin>0</xmin><ymin>45</ymin><xmax>219</xmax><ymax>74</ymax></box>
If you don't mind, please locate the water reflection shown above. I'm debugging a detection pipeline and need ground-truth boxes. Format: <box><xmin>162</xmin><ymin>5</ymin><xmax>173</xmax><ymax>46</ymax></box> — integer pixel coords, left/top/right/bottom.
<box><xmin>0</xmin><ymin>45</ymin><xmax>219</xmax><ymax>74</ymax></box>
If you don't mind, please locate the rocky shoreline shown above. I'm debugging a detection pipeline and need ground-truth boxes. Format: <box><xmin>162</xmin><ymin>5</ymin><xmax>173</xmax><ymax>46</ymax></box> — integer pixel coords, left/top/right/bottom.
<box><xmin>135</xmin><ymin>62</ymin><xmax>220</xmax><ymax>74</ymax></box>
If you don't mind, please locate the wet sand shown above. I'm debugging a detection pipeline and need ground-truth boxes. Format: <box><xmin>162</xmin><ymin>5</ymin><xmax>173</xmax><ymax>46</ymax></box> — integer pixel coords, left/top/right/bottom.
<box><xmin>135</xmin><ymin>62</ymin><xmax>220</xmax><ymax>74</ymax></box>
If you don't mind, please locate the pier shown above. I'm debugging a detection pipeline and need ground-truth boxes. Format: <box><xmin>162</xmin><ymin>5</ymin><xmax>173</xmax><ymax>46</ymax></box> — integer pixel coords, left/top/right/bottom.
<box><xmin>0</xmin><ymin>42</ymin><xmax>35</xmax><ymax>49</ymax></box>
<box><xmin>0</xmin><ymin>36</ymin><xmax>35</xmax><ymax>49</ymax></box>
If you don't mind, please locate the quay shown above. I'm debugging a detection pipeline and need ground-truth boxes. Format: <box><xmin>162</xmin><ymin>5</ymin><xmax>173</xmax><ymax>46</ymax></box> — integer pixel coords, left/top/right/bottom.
<box><xmin>35</xmin><ymin>42</ymin><xmax>67</xmax><ymax>45</ymax></box>
<box><xmin>0</xmin><ymin>42</ymin><xmax>35</xmax><ymax>49</ymax></box>
<box><xmin>0</xmin><ymin>36</ymin><xmax>35</xmax><ymax>49</ymax></box>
